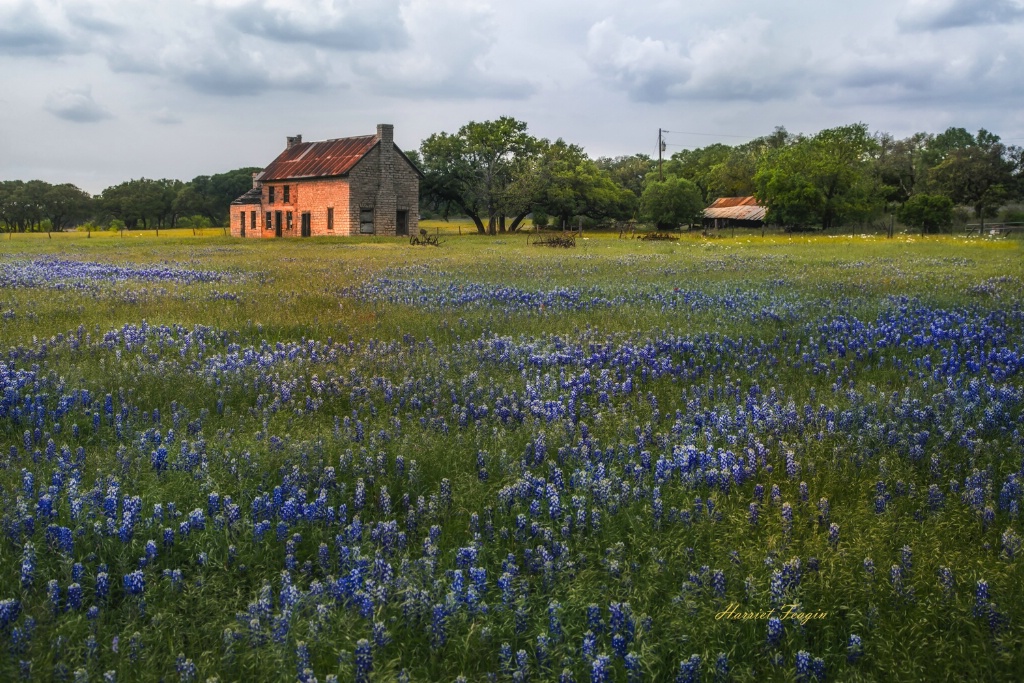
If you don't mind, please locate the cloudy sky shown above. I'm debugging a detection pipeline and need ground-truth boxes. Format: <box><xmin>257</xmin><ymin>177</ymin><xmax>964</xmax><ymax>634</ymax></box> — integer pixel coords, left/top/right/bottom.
<box><xmin>2</xmin><ymin>0</ymin><xmax>1023</xmax><ymax>194</ymax></box>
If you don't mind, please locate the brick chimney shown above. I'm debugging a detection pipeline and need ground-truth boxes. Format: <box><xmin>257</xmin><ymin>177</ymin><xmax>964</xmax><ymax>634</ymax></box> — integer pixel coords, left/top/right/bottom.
<box><xmin>286</xmin><ymin>134</ymin><xmax>302</xmax><ymax>149</ymax></box>
<box><xmin>375</xmin><ymin>124</ymin><xmax>396</xmax><ymax>234</ymax></box>
<box><xmin>251</xmin><ymin>171</ymin><xmax>263</xmax><ymax>189</ymax></box>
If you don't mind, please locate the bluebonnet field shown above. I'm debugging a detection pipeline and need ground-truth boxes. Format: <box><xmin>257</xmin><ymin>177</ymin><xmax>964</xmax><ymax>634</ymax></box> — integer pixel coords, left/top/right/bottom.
<box><xmin>0</xmin><ymin>233</ymin><xmax>1022</xmax><ymax>682</ymax></box>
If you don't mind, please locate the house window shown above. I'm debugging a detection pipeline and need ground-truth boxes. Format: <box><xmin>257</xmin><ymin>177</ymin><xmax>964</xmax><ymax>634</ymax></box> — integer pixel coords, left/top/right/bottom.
<box><xmin>251</xmin><ymin>211</ymin><xmax>256</xmax><ymax>232</ymax></box>
<box><xmin>266</xmin><ymin>212</ymin><xmax>272</xmax><ymax>233</ymax></box>
<box><xmin>283</xmin><ymin>185</ymin><xmax>290</xmax><ymax>203</ymax></box>
<box><xmin>327</xmin><ymin>207</ymin><xmax>334</xmax><ymax>231</ymax></box>
<box><xmin>359</xmin><ymin>208</ymin><xmax>374</xmax><ymax>234</ymax></box>
<box><xmin>287</xmin><ymin>211</ymin><xmax>293</xmax><ymax>231</ymax></box>
<box><xmin>268</xmin><ymin>186</ymin><xmax>275</xmax><ymax>204</ymax></box>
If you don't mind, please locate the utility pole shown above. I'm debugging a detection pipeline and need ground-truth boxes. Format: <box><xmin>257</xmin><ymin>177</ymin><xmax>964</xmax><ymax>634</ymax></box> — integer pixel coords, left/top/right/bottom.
<box><xmin>658</xmin><ymin>128</ymin><xmax>664</xmax><ymax>181</ymax></box>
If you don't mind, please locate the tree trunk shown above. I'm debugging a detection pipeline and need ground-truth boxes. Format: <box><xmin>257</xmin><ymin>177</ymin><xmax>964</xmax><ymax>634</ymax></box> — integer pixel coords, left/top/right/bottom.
<box><xmin>469</xmin><ymin>214</ymin><xmax>486</xmax><ymax>234</ymax></box>
<box><xmin>508</xmin><ymin>210</ymin><xmax>531</xmax><ymax>232</ymax></box>
<box><xmin>499</xmin><ymin>214</ymin><xmax>506</xmax><ymax>233</ymax></box>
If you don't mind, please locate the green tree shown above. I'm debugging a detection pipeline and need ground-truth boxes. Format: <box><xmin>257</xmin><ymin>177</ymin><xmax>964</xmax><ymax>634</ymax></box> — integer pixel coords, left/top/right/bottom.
<box><xmin>664</xmin><ymin>143</ymin><xmax>732</xmax><ymax>204</ymax></box>
<box><xmin>595</xmin><ymin>155</ymin><xmax>655</xmax><ymax>202</ymax></box>
<box><xmin>420</xmin><ymin>117</ymin><xmax>539</xmax><ymax>234</ymax></box>
<box><xmin>897</xmin><ymin>193</ymin><xmax>954</xmax><ymax>234</ymax></box>
<box><xmin>639</xmin><ymin>176</ymin><xmax>703</xmax><ymax>230</ymax></box>
<box><xmin>928</xmin><ymin>129</ymin><xmax>1017</xmax><ymax>224</ymax></box>
<box><xmin>755</xmin><ymin>124</ymin><xmax>883</xmax><ymax>229</ymax></box>
<box><xmin>42</xmin><ymin>183</ymin><xmax>92</xmax><ymax>232</ymax></box>
<box><xmin>872</xmin><ymin>131</ymin><xmax>931</xmax><ymax>205</ymax></box>
<box><xmin>0</xmin><ymin>180</ymin><xmax>29</xmax><ymax>231</ymax></box>
<box><xmin>533</xmin><ymin>139</ymin><xmax>635</xmax><ymax>229</ymax></box>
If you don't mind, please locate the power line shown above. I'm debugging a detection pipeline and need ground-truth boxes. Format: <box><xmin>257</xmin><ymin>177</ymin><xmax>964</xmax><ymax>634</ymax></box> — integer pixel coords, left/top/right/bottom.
<box><xmin>661</xmin><ymin>129</ymin><xmax>752</xmax><ymax>139</ymax></box>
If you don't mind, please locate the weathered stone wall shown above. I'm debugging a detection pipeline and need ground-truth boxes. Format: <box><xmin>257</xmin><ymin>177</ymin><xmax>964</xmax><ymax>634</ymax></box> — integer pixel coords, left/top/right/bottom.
<box><xmin>346</xmin><ymin>139</ymin><xmax>420</xmax><ymax>236</ymax></box>
<box><xmin>229</xmin><ymin>204</ymin><xmax>265</xmax><ymax>238</ymax></box>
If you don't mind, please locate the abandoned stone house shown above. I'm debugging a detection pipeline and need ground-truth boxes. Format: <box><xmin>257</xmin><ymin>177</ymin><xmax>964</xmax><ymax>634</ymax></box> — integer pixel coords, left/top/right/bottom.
<box><xmin>229</xmin><ymin>124</ymin><xmax>421</xmax><ymax>238</ymax></box>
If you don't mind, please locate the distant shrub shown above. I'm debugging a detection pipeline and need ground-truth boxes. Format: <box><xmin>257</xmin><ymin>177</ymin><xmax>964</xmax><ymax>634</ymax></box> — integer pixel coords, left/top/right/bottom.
<box><xmin>898</xmin><ymin>194</ymin><xmax>954</xmax><ymax>234</ymax></box>
<box><xmin>999</xmin><ymin>206</ymin><xmax>1024</xmax><ymax>224</ymax></box>
<box><xmin>531</xmin><ymin>211</ymin><xmax>549</xmax><ymax>228</ymax></box>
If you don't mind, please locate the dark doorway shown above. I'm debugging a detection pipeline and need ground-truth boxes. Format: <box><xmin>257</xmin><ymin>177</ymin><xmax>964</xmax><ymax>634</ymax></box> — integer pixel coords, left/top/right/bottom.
<box><xmin>275</xmin><ymin>211</ymin><xmax>282</xmax><ymax>237</ymax></box>
<box><xmin>301</xmin><ymin>212</ymin><xmax>311</xmax><ymax>237</ymax></box>
<box><xmin>396</xmin><ymin>210</ymin><xmax>409</xmax><ymax>236</ymax></box>
<box><xmin>240</xmin><ymin>211</ymin><xmax>246</xmax><ymax>237</ymax></box>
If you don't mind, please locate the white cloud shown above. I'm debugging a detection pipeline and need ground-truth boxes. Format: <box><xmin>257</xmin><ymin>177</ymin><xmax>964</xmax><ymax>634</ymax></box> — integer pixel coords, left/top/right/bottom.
<box><xmin>44</xmin><ymin>86</ymin><xmax>112</xmax><ymax>122</ymax></box>
<box><xmin>585</xmin><ymin>17</ymin><xmax>803</xmax><ymax>102</ymax></box>
<box><xmin>352</xmin><ymin>0</ymin><xmax>536</xmax><ymax>99</ymax></box>
<box><xmin>898</xmin><ymin>0</ymin><xmax>1024</xmax><ymax>31</ymax></box>
<box><xmin>222</xmin><ymin>0</ymin><xmax>408</xmax><ymax>50</ymax></box>
<box><xmin>0</xmin><ymin>0</ymin><xmax>79</xmax><ymax>56</ymax></box>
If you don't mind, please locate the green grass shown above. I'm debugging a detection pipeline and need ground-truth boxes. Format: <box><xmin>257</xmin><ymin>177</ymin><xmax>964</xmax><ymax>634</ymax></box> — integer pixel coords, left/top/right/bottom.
<box><xmin>0</xmin><ymin>232</ymin><xmax>1022</xmax><ymax>682</ymax></box>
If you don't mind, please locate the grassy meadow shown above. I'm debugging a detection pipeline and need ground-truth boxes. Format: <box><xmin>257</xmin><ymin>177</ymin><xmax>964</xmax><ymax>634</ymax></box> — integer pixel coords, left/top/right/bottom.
<box><xmin>0</xmin><ymin>228</ymin><xmax>1022</xmax><ymax>682</ymax></box>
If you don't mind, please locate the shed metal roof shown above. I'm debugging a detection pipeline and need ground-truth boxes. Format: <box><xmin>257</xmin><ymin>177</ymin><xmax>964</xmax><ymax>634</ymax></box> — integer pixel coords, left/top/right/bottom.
<box><xmin>703</xmin><ymin>196</ymin><xmax>766</xmax><ymax>221</ymax></box>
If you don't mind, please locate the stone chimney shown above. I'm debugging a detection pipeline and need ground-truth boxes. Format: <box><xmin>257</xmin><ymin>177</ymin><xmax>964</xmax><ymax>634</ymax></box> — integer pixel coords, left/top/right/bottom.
<box><xmin>286</xmin><ymin>134</ymin><xmax>302</xmax><ymax>149</ymax></box>
<box><xmin>251</xmin><ymin>171</ymin><xmax>264</xmax><ymax>189</ymax></box>
<box><xmin>375</xmin><ymin>124</ymin><xmax>396</xmax><ymax>234</ymax></box>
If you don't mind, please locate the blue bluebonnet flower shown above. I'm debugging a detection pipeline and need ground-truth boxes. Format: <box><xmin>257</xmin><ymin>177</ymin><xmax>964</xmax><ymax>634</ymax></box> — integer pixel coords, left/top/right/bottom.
<box><xmin>714</xmin><ymin>653</ymin><xmax>728</xmax><ymax>682</ymax></box>
<box><xmin>811</xmin><ymin>657</ymin><xmax>825</xmax><ymax>681</ymax></box>
<box><xmin>515</xmin><ymin>649</ymin><xmax>529</xmax><ymax>679</ymax></box>
<box><xmin>431</xmin><ymin>604</ymin><xmax>447</xmax><ymax>648</ymax></box>
<box><xmin>1002</xmin><ymin>528</ymin><xmax>1022</xmax><ymax>559</ymax></box>
<box><xmin>96</xmin><ymin>572</ymin><xmax>110</xmax><ymax>601</ymax></box>
<box><xmin>828</xmin><ymin>523</ymin><xmax>840</xmax><ymax>547</ymax></box>
<box><xmin>123</xmin><ymin>570</ymin><xmax>145</xmax><ymax>596</ymax></box>
<box><xmin>66</xmin><ymin>583</ymin><xmax>82</xmax><ymax>611</ymax></box>
<box><xmin>536</xmin><ymin>634</ymin><xmax>550</xmax><ymax>669</ymax></box>
<box><xmin>847</xmin><ymin>634</ymin><xmax>863</xmax><ymax>663</ymax></box>
<box><xmin>795</xmin><ymin>651</ymin><xmax>811</xmax><ymax>682</ymax></box>
<box><xmin>0</xmin><ymin>599</ymin><xmax>20</xmax><ymax>628</ymax></box>
<box><xmin>781</xmin><ymin>503</ymin><xmax>793</xmax><ymax>534</ymax></box>
<box><xmin>748</xmin><ymin>503</ymin><xmax>759</xmax><ymax>526</ymax></box>
<box><xmin>47</xmin><ymin>580</ymin><xmax>61</xmax><ymax>612</ymax></box>
<box><xmin>900</xmin><ymin>545</ymin><xmax>912</xmax><ymax>570</ymax></box>
<box><xmin>591</xmin><ymin>654</ymin><xmax>611</xmax><ymax>683</ymax></box>
<box><xmin>612</xmin><ymin>634</ymin><xmax>627</xmax><ymax>658</ymax></box>
<box><xmin>766</xmin><ymin>616</ymin><xmax>783</xmax><ymax>646</ymax></box>
<box><xmin>862</xmin><ymin>557</ymin><xmax>875</xmax><ymax>580</ymax></box>
<box><xmin>676</xmin><ymin>655</ymin><xmax>701</xmax><ymax>683</ymax></box>
<box><xmin>548</xmin><ymin>600</ymin><xmax>563</xmax><ymax>639</ymax></box>
<box><xmin>500</xmin><ymin>642</ymin><xmax>514</xmax><ymax>674</ymax></box>
<box><xmin>974</xmin><ymin>580</ymin><xmax>989</xmax><ymax>616</ymax></box>
<box><xmin>625</xmin><ymin>652</ymin><xmax>642</xmax><ymax>682</ymax></box>
<box><xmin>769</xmin><ymin>570</ymin><xmax>785</xmax><ymax>606</ymax></box>
<box><xmin>295</xmin><ymin>641</ymin><xmax>310</xmax><ymax>677</ymax></box>
<box><xmin>20</xmin><ymin>543</ymin><xmax>35</xmax><ymax>588</ymax></box>
<box><xmin>712</xmin><ymin>569</ymin><xmax>726</xmax><ymax>597</ymax></box>
<box><xmin>587</xmin><ymin>604</ymin><xmax>603</xmax><ymax>633</ymax></box>
<box><xmin>582</xmin><ymin>631</ymin><xmax>597</xmax><ymax>660</ymax></box>
<box><xmin>175</xmin><ymin>654</ymin><xmax>196</xmax><ymax>683</ymax></box>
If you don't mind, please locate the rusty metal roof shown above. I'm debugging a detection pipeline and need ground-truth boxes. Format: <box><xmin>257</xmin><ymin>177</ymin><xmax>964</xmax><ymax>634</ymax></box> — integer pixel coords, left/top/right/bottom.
<box><xmin>704</xmin><ymin>196</ymin><xmax>766</xmax><ymax>221</ymax></box>
<box><xmin>260</xmin><ymin>135</ymin><xmax>379</xmax><ymax>181</ymax></box>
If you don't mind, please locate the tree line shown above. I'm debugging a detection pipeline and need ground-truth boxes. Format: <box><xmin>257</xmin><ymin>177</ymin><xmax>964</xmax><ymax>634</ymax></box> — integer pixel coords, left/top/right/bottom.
<box><xmin>0</xmin><ymin>169</ymin><xmax>259</xmax><ymax>233</ymax></box>
<box><xmin>419</xmin><ymin>119</ymin><xmax>1024</xmax><ymax>234</ymax></box>
<box><xmin>4</xmin><ymin>120</ymin><xmax>1022</xmax><ymax>234</ymax></box>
